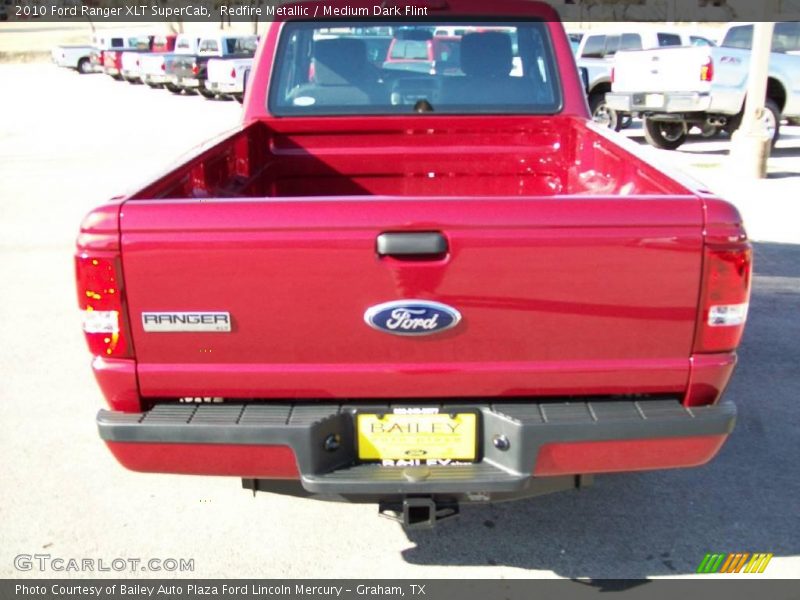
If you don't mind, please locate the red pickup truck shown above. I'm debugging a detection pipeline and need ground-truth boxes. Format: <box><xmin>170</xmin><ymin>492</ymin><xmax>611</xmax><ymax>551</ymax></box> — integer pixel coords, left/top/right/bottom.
<box><xmin>78</xmin><ymin>0</ymin><xmax>750</xmax><ymax>528</ymax></box>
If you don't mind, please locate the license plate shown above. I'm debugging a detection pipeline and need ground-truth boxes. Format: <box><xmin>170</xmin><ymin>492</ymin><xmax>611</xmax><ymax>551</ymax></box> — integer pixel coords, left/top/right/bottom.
<box><xmin>357</xmin><ymin>412</ymin><xmax>478</xmax><ymax>461</ymax></box>
<box><xmin>645</xmin><ymin>93</ymin><xmax>665</xmax><ymax>107</ymax></box>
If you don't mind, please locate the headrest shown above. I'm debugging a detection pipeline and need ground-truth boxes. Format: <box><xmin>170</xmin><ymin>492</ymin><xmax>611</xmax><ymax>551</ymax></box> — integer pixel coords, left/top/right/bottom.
<box><xmin>313</xmin><ymin>38</ymin><xmax>369</xmax><ymax>86</ymax></box>
<box><xmin>460</xmin><ymin>32</ymin><xmax>513</xmax><ymax>78</ymax></box>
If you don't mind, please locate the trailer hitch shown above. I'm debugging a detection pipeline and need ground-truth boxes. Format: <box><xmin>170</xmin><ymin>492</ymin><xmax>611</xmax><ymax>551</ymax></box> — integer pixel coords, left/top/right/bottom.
<box><xmin>379</xmin><ymin>497</ymin><xmax>460</xmax><ymax>529</ymax></box>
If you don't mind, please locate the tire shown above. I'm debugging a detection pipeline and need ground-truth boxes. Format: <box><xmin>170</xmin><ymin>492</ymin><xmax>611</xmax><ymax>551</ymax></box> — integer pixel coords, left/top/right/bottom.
<box><xmin>699</xmin><ymin>123</ymin><xmax>722</xmax><ymax>138</ymax></box>
<box><xmin>589</xmin><ymin>93</ymin><xmax>620</xmax><ymax>131</ymax></box>
<box><xmin>643</xmin><ymin>119</ymin><xmax>688</xmax><ymax>150</ymax></box>
<box><xmin>165</xmin><ymin>83</ymin><xmax>182</xmax><ymax>94</ymax></box>
<box><xmin>77</xmin><ymin>58</ymin><xmax>92</xmax><ymax>74</ymax></box>
<box><xmin>199</xmin><ymin>88</ymin><xmax>216</xmax><ymax>99</ymax></box>
<box><xmin>723</xmin><ymin>99</ymin><xmax>781</xmax><ymax>147</ymax></box>
<box><xmin>762</xmin><ymin>99</ymin><xmax>781</xmax><ymax>147</ymax></box>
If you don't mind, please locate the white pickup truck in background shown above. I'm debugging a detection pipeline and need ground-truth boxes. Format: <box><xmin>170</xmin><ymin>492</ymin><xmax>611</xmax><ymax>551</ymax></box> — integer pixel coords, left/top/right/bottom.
<box><xmin>141</xmin><ymin>35</ymin><xmax>201</xmax><ymax>90</ymax></box>
<box><xmin>576</xmin><ymin>28</ymin><xmax>716</xmax><ymax>130</ymax></box>
<box><xmin>204</xmin><ymin>57</ymin><xmax>252</xmax><ymax>102</ymax></box>
<box><xmin>51</xmin><ymin>44</ymin><xmax>94</xmax><ymax>74</ymax></box>
<box><xmin>607</xmin><ymin>22</ymin><xmax>800</xmax><ymax>149</ymax></box>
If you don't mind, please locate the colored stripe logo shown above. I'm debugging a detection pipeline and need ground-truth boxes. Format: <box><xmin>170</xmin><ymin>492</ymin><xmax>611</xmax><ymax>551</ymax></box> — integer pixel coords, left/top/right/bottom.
<box><xmin>697</xmin><ymin>553</ymin><xmax>773</xmax><ymax>574</ymax></box>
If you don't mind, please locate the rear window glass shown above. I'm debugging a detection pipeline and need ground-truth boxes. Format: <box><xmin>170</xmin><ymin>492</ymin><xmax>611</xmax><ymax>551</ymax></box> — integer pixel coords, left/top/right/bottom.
<box><xmin>269</xmin><ymin>21</ymin><xmax>562</xmax><ymax>117</ymax></box>
<box><xmin>772</xmin><ymin>22</ymin><xmax>800</xmax><ymax>52</ymax></box>
<box><xmin>620</xmin><ymin>33</ymin><xmax>642</xmax><ymax>51</ymax></box>
<box><xmin>657</xmin><ymin>33</ymin><xmax>682</xmax><ymax>47</ymax></box>
<box><xmin>723</xmin><ymin>25</ymin><xmax>752</xmax><ymax>49</ymax></box>
<box><xmin>581</xmin><ymin>35</ymin><xmax>606</xmax><ymax>58</ymax></box>
<box><xmin>723</xmin><ymin>23</ymin><xmax>800</xmax><ymax>52</ymax></box>
<box><xmin>390</xmin><ymin>40</ymin><xmax>430</xmax><ymax>60</ymax></box>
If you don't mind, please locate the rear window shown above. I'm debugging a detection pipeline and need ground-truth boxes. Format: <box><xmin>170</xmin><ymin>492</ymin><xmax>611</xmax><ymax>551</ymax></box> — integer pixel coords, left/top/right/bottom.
<box><xmin>772</xmin><ymin>22</ymin><xmax>800</xmax><ymax>52</ymax></box>
<box><xmin>581</xmin><ymin>35</ymin><xmax>606</xmax><ymax>58</ymax></box>
<box><xmin>723</xmin><ymin>23</ymin><xmax>800</xmax><ymax>52</ymax></box>
<box><xmin>199</xmin><ymin>39</ymin><xmax>219</xmax><ymax>53</ymax></box>
<box><xmin>657</xmin><ymin>33</ymin><xmax>683</xmax><ymax>47</ymax></box>
<box><xmin>722</xmin><ymin>25</ymin><xmax>752</xmax><ymax>49</ymax></box>
<box><xmin>390</xmin><ymin>39</ymin><xmax>430</xmax><ymax>60</ymax></box>
<box><xmin>224</xmin><ymin>37</ymin><xmax>259</xmax><ymax>54</ymax></box>
<box><xmin>620</xmin><ymin>33</ymin><xmax>643</xmax><ymax>51</ymax></box>
<box><xmin>269</xmin><ymin>21</ymin><xmax>562</xmax><ymax>117</ymax></box>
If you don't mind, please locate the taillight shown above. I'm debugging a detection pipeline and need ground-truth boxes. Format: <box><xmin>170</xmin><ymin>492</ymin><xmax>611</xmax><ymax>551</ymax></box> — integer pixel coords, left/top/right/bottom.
<box><xmin>700</xmin><ymin>57</ymin><xmax>714</xmax><ymax>82</ymax></box>
<box><xmin>693</xmin><ymin>243</ymin><xmax>752</xmax><ymax>353</ymax></box>
<box><xmin>231</xmin><ymin>67</ymin><xmax>236</xmax><ymax>78</ymax></box>
<box><xmin>611</xmin><ymin>67</ymin><xmax>615</xmax><ymax>84</ymax></box>
<box><xmin>192</xmin><ymin>64</ymin><xmax>199</xmax><ymax>75</ymax></box>
<box><xmin>161</xmin><ymin>62</ymin><xmax>166</xmax><ymax>71</ymax></box>
<box><xmin>76</xmin><ymin>254</ymin><xmax>131</xmax><ymax>358</ymax></box>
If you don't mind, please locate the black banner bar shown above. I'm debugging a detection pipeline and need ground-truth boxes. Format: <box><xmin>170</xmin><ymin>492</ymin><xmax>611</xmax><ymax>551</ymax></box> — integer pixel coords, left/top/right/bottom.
<box><xmin>2</xmin><ymin>580</ymin><xmax>800</xmax><ymax>600</ymax></box>
<box><xmin>4</xmin><ymin>0</ymin><xmax>800</xmax><ymax>23</ymax></box>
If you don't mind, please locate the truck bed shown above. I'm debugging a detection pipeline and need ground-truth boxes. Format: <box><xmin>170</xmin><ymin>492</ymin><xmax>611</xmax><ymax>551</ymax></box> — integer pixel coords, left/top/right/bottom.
<box><xmin>132</xmin><ymin>116</ymin><xmax>687</xmax><ymax>200</ymax></box>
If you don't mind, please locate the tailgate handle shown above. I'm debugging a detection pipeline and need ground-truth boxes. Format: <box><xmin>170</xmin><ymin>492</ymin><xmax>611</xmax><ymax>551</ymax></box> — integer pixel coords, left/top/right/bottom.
<box><xmin>376</xmin><ymin>232</ymin><xmax>448</xmax><ymax>257</ymax></box>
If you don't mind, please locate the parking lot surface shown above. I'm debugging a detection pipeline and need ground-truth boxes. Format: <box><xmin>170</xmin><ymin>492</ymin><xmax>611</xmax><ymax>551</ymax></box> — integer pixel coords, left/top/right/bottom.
<box><xmin>0</xmin><ymin>64</ymin><xmax>797</xmax><ymax>579</ymax></box>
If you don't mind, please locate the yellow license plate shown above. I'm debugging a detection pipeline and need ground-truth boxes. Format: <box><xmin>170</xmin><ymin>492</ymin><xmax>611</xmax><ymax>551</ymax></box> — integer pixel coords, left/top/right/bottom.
<box><xmin>357</xmin><ymin>412</ymin><xmax>477</xmax><ymax>461</ymax></box>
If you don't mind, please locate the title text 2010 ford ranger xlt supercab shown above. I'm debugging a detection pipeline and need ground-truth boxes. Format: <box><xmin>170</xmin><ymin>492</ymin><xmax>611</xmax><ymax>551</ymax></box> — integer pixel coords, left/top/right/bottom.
<box><xmin>78</xmin><ymin>0</ymin><xmax>751</xmax><ymax>528</ymax></box>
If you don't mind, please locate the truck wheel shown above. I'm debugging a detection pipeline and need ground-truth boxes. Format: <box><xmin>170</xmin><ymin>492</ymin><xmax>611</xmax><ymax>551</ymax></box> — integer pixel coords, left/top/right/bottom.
<box><xmin>762</xmin><ymin>99</ymin><xmax>781</xmax><ymax>147</ymax></box>
<box><xmin>165</xmin><ymin>83</ymin><xmax>182</xmax><ymax>94</ymax></box>
<box><xmin>77</xmin><ymin>58</ymin><xmax>92</xmax><ymax>74</ymax></box>
<box><xmin>199</xmin><ymin>89</ymin><xmax>216</xmax><ymax>99</ymax></box>
<box><xmin>699</xmin><ymin>123</ymin><xmax>722</xmax><ymax>138</ymax></box>
<box><xmin>723</xmin><ymin>99</ymin><xmax>781</xmax><ymax>146</ymax></box>
<box><xmin>643</xmin><ymin>119</ymin><xmax>688</xmax><ymax>150</ymax></box>
<box><xmin>589</xmin><ymin>94</ymin><xmax>619</xmax><ymax>131</ymax></box>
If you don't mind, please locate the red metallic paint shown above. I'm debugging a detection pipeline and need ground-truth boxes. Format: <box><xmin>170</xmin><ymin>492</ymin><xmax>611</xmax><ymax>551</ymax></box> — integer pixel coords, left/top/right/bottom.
<box><xmin>533</xmin><ymin>435</ymin><xmax>729</xmax><ymax>476</ymax></box>
<box><xmin>683</xmin><ymin>352</ymin><xmax>737</xmax><ymax>407</ymax></box>
<box><xmin>107</xmin><ymin>442</ymin><xmax>300</xmax><ymax>478</ymax></box>
<box><xmin>92</xmin><ymin>357</ymin><xmax>141</xmax><ymax>412</ymax></box>
<box><xmin>77</xmin><ymin>1</ymin><xmax>750</xmax><ymax>482</ymax></box>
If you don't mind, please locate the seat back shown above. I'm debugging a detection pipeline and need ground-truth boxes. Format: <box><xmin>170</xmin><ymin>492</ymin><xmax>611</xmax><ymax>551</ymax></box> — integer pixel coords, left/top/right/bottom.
<box><xmin>289</xmin><ymin>38</ymin><xmax>384</xmax><ymax>107</ymax></box>
<box><xmin>442</xmin><ymin>32</ymin><xmax>535</xmax><ymax>106</ymax></box>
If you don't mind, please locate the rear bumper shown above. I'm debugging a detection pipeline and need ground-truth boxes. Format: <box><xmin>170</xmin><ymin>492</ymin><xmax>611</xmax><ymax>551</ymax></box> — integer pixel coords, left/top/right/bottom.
<box><xmin>606</xmin><ymin>91</ymin><xmax>712</xmax><ymax>114</ymax></box>
<box><xmin>98</xmin><ymin>399</ymin><xmax>735</xmax><ymax>500</ymax></box>
<box><xmin>206</xmin><ymin>81</ymin><xmax>241</xmax><ymax>94</ymax></box>
<box><xmin>176</xmin><ymin>76</ymin><xmax>201</xmax><ymax>88</ymax></box>
<box><xmin>142</xmin><ymin>73</ymin><xmax>169</xmax><ymax>84</ymax></box>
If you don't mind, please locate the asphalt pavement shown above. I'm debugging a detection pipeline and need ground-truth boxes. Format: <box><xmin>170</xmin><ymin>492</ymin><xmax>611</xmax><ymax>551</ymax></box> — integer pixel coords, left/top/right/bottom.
<box><xmin>0</xmin><ymin>64</ymin><xmax>797</xmax><ymax>579</ymax></box>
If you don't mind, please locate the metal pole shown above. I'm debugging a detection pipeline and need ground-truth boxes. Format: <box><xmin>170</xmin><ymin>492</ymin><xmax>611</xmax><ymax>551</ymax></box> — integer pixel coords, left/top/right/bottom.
<box><xmin>728</xmin><ymin>21</ymin><xmax>775</xmax><ymax>179</ymax></box>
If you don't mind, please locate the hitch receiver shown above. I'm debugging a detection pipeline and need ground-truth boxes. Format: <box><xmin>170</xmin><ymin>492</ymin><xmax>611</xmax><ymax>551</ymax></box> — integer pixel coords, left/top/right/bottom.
<box><xmin>379</xmin><ymin>497</ymin><xmax>460</xmax><ymax>529</ymax></box>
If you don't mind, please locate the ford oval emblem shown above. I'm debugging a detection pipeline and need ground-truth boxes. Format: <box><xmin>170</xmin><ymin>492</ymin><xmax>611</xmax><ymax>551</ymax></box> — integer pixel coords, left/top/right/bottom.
<box><xmin>364</xmin><ymin>300</ymin><xmax>461</xmax><ymax>336</ymax></box>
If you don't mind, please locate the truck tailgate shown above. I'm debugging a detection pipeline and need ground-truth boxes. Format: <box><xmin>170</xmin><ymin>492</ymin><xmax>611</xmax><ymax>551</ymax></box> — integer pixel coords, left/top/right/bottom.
<box><xmin>119</xmin><ymin>197</ymin><xmax>703</xmax><ymax>400</ymax></box>
<box><xmin>613</xmin><ymin>47</ymin><xmax>713</xmax><ymax>93</ymax></box>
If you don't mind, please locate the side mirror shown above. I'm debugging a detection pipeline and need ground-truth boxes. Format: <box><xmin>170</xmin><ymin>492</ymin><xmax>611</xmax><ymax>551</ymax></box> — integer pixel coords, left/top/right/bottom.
<box><xmin>579</xmin><ymin>67</ymin><xmax>589</xmax><ymax>94</ymax></box>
